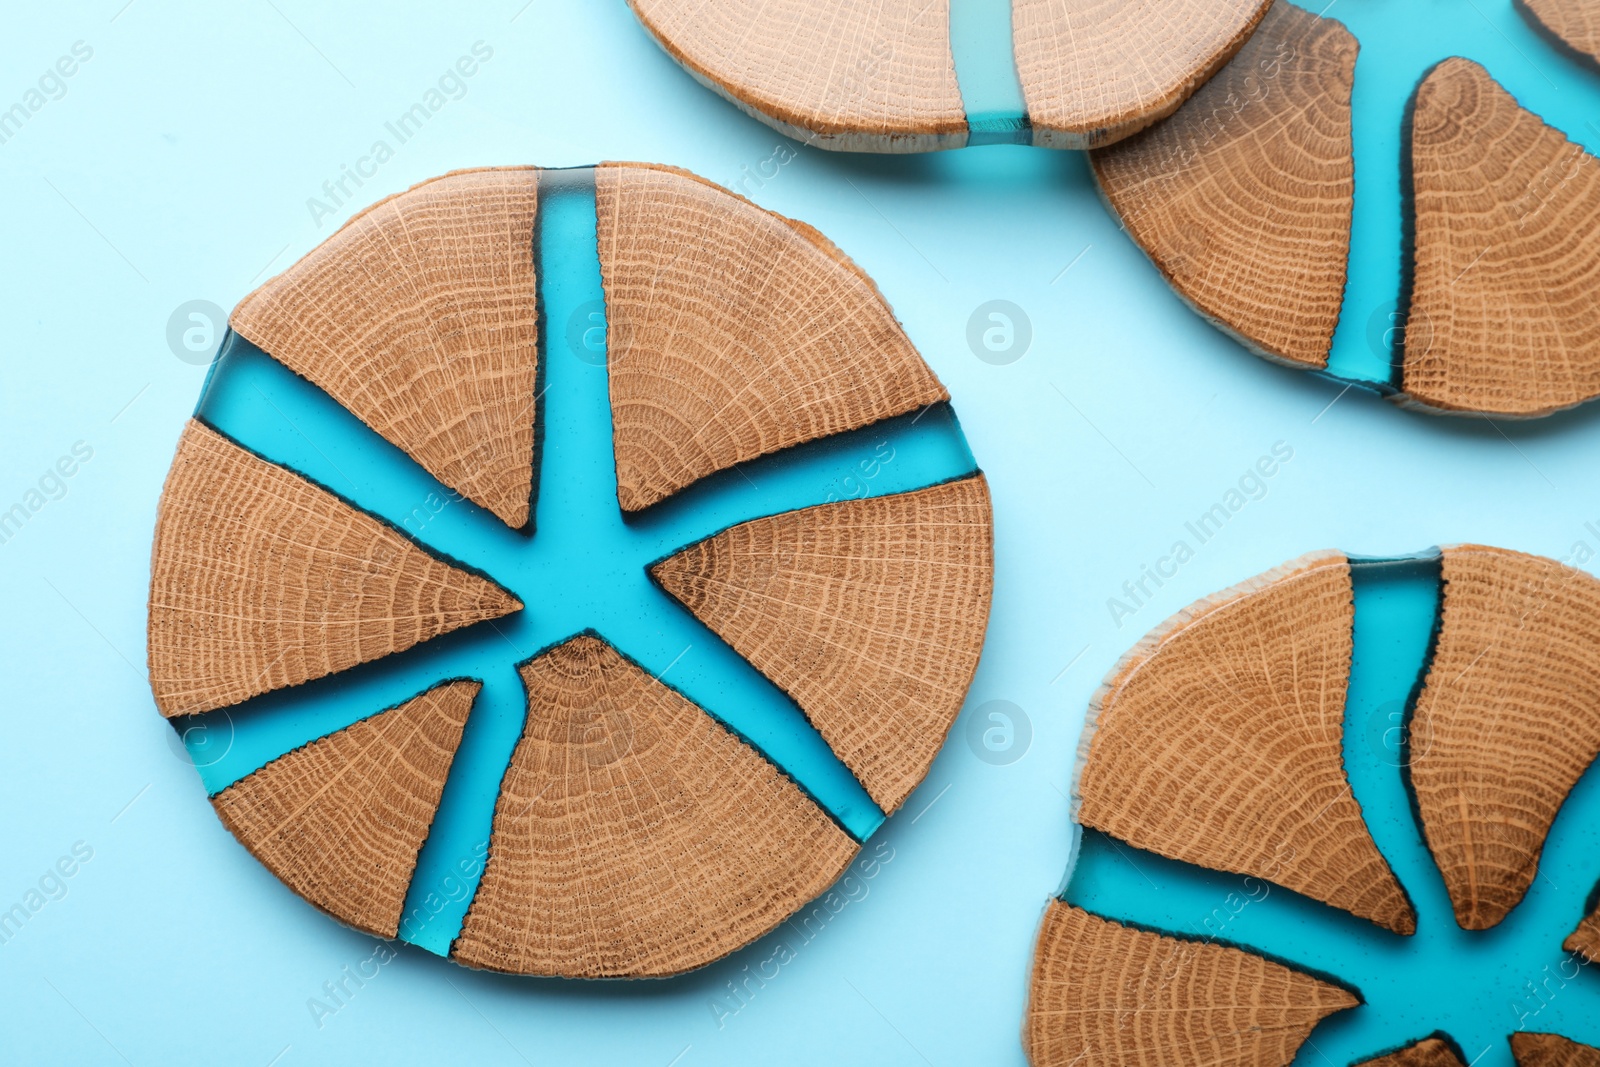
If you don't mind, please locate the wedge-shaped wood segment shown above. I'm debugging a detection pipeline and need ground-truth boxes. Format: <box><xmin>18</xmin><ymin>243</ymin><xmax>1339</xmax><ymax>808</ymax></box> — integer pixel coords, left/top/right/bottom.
<box><xmin>1016</xmin><ymin>0</ymin><xmax>1271</xmax><ymax>149</ymax></box>
<box><xmin>212</xmin><ymin>679</ymin><xmax>479</xmax><ymax>938</ymax></box>
<box><xmin>1402</xmin><ymin>60</ymin><xmax>1600</xmax><ymax>417</ymax></box>
<box><xmin>1569</xmin><ymin>903</ymin><xmax>1600</xmax><ymax>963</ymax></box>
<box><xmin>148</xmin><ymin>420</ymin><xmax>520</xmax><ymax>717</ymax></box>
<box><xmin>1512</xmin><ymin>1033</ymin><xmax>1600</xmax><ymax>1067</ymax></box>
<box><xmin>1358</xmin><ymin>1038</ymin><xmax>1469</xmax><ymax>1067</ymax></box>
<box><xmin>627</xmin><ymin>0</ymin><xmax>965</xmax><ymax>152</ymax></box>
<box><xmin>1076</xmin><ymin>551</ymin><xmax>1416</xmax><ymax>934</ymax></box>
<box><xmin>231</xmin><ymin>167</ymin><xmax>540</xmax><ymax>527</ymax></box>
<box><xmin>652</xmin><ymin>476</ymin><xmax>993</xmax><ymax>813</ymax></box>
<box><xmin>1023</xmin><ymin>903</ymin><xmax>1357</xmax><ymax>1067</ymax></box>
<box><xmin>1410</xmin><ymin>545</ymin><xmax>1600</xmax><ymax>930</ymax></box>
<box><xmin>1092</xmin><ymin>2</ymin><xmax>1357</xmax><ymax>367</ymax></box>
<box><xmin>451</xmin><ymin>636</ymin><xmax>858</xmax><ymax>977</ymax></box>
<box><xmin>1519</xmin><ymin>0</ymin><xmax>1600</xmax><ymax>67</ymax></box>
<box><xmin>595</xmin><ymin>163</ymin><xmax>949</xmax><ymax>512</ymax></box>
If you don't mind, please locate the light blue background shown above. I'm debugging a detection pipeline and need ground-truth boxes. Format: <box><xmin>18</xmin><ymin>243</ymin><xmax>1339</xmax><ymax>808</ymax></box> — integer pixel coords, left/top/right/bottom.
<box><xmin>4</xmin><ymin>1</ymin><xmax>1600</xmax><ymax>1064</ymax></box>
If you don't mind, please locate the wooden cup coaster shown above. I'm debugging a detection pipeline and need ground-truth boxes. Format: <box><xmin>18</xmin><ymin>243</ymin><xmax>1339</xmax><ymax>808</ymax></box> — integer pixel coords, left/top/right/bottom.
<box><xmin>1025</xmin><ymin>545</ymin><xmax>1600</xmax><ymax>1065</ymax></box>
<box><xmin>1357</xmin><ymin>1038</ymin><xmax>1470</xmax><ymax>1067</ymax></box>
<box><xmin>1569</xmin><ymin>903</ymin><xmax>1600</xmax><ymax>963</ymax></box>
<box><xmin>627</xmin><ymin>0</ymin><xmax>1269</xmax><ymax>151</ymax></box>
<box><xmin>1513</xmin><ymin>1034</ymin><xmax>1600</xmax><ymax>1067</ymax></box>
<box><xmin>148</xmin><ymin>162</ymin><xmax>994</xmax><ymax>977</ymax></box>
<box><xmin>1519</xmin><ymin>0</ymin><xmax>1600</xmax><ymax>68</ymax></box>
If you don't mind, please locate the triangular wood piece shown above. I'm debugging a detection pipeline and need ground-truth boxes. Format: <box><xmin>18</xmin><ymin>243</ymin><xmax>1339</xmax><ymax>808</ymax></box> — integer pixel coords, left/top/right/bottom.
<box><xmin>1518</xmin><ymin>0</ymin><xmax>1600</xmax><ymax>68</ymax></box>
<box><xmin>148</xmin><ymin>420</ymin><xmax>520</xmax><ymax>717</ymax></box>
<box><xmin>1023</xmin><ymin>902</ymin><xmax>1358</xmax><ymax>1067</ymax></box>
<box><xmin>231</xmin><ymin>167</ymin><xmax>540</xmax><ymax>527</ymax></box>
<box><xmin>1076</xmin><ymin>551</ymin><xmax>1416</xmax><ymax>934</ymax></box>
<box><xmin>1568</xmin><ymin>902</ymin><xmax>1600</xmax><ymax>963</ymax></box>
<box><xmin>1402</xmin><ymin>59</ymin><xmax>1600</xmax><ymax>417</ymax></box>
<box><xmin>1091</xmin><ymin>1</ymin><xmax>1357</xmax><ymax>367</ymax></box>
<box><xmin>211</xmin><ymin>679</ymin><xmax>479</xmax><ymax>938</ymax></box>
<box><xmin>1410</xmin><ymin>545</ymin><xmax>1600</xmax><ymax>929</ymax></box>
<box><xmin>651</xmin><ymin>476</ymin><xmax>993</xmax><ymax>813</ymax></box>
<box><xmin>1512</xmin><ymin>1033</ymin><xmax>1600</xmax><ymax>1067</ymax></box>
<box><xmin>1016</xmin><ymin>0</ymin><xmax>1271</xmax><ymax>149</ymax></box>
<box><xmin>627</xmin><ymin>0</ymin><xmax>966</xmax><ymax>152</ymax></box>
<box><xmin>451</xmin><ymin>636</ymin><xmax>858</xmax><ymax>977</ymax></box>
<box><xmin>595</xmin><ymin>162</ymin><xmax>949</xmax><ymax>512</ymax></box>
<box><xmin>1358</xmin><ymin>1037</ymin><xmax>1469</xmax><ymax>1067</ymax></box>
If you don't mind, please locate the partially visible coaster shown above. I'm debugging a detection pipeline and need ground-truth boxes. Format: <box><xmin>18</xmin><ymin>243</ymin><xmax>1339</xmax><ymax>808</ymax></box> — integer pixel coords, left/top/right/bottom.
<box><xmin>148</xmin><ymin>163</ymin><xmax>993</xmax><ymax>976</ymax></box>
<box><xmin>627</xmin><ymin>0</ymin><xmax>1270</xmax><ymax>151</ymax></box>
<box><xmin>1512</xmin><ymin>1034</ymin><xmax>1600</xmax><ymax>1067</ymax></box>
<box><xmin>1025</xmin><ymin>546</ymin><xmax>1600</xmax><ymax>1065</ymax></box>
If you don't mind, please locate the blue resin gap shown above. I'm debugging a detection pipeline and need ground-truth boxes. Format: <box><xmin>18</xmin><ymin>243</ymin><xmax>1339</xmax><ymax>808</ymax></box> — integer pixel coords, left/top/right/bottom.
<box><xmin>1063</xmin><ymin>550</ymin><xmax>1600</xmax><ymax>1064</ymax></box>
<box><xmin>948</xmin><ymin>0</ymin><xmax>1030</xmax><ymax>144</ymax></box>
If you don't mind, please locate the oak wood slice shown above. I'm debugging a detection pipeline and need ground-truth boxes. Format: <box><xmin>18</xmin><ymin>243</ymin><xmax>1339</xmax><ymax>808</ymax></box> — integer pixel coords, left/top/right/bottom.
<box><xmin>1402</xmin><ymin>59</ymin><xmax>1600</xmax><ymax>417</ymax></box>
<box><xmin>1077</xmin><ymin>551</ymin><xmax>1415</xmax><ymax>934</ymax></box>
<box><xmin>451</xmin><ymin>635</ymin><xmax>858</xmax><ymax>977</ymax></box>
<box><xmin>627</xmin><ymin>0</ymin><xmax>965</xmax><ymax>152</ymax></box>
<box><xmin>652</xmin><ymin>476</ymin><xmax>993</xmax><ymax>813</ymax></box>
<box><xmin>1091</xmin><ymin>1</ymin><xmax>1357</xmax><ymax>367</ymax></box>
<box><xmin>212</xmin><ymin>679</ymin><xmax>478</xmax><ymax>938</ymax></box>
<box><xmin>1513</xmin><ymin>1033</ymin><xmax>1600</xmax><ymax>1067</ymax></box>
<box><xmin>1569</xmin><ymin>903</ymin><xmax>1600</xmax><ymax>962</ymax></box>
<box><xmin>1358</xmin><ymin>1038</ymin><xmax>1469</xmax><ymax>1067</ymax></box>
<box><xmin>1410</xmin><ymin>545</ymin><xmax>1600</xmax><ymax>930</ymax></box>
<box><xmin>596</xmin><ymin>162</ymin><xmax>948</xmax><ymax>512</ymax></box>
<box><xmin>1016</xmin><ymin>0</ymin><xmax>1272</xmax><ymax>149</ymax></box>
<box><xmin>1023</xmin><ymin>902</ymin><xmax>1357</xmax><ymax>1067</ymax></box>
<box><xmin>1518</xmin><ymin>0</ymin><xmax>1600</xmax><ymax>67</ymax></box>
<box><xmin>231</xmin><ymin>167</ymin><xmax>540</xmax><ymax>527</ymax></box>
<box><xmin>148</xmin><ymin>420</ymin><xmax>520</xmax><ymax>717</ymax></box>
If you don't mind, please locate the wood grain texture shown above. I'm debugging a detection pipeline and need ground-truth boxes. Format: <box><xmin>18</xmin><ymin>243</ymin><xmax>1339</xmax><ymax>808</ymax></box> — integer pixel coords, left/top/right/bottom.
<box><xmin>1077</xmin><ymin>551</ymin><xmax>1415</xmax><ymax>934</ymax></box>
<box><xmin>231</xmin><ymin>167</ymin><xmax>540</xmax><ymax>527</ymax></box>
<box><xmin>211</xmin><ymin>680</ymin><xmax>478</xmax><ymax>938</ymax></box>
<box><xmin>1091</xmin><ymin>2</ymin><xmax>1357</xmax><ymax>368</ymax></box>
<box><xmin>1358</xmin><ymin>1038</ymin><xmax>1469</xmax><ymax>1067</ymax></box>
<box><xmin>451</xmin><ymin>636</ymin><xmax>858</xmax><ymax>977</ymax></box>
<box><xmin>1023</xmin><ymin>902</ymin><xmax>1357</xmax><ymax>1067</ymax></box>
<box><xmin>1513</xmin><ymin>1033</ymin><xmax>1600</xmax><ymax>1067</ymax></box>
<box><xmin>1518</xmin><ymin>0</ymin><xmax>1600</xmax><ymax>67</ymax></box>
<box><xmin>652</xmin><ymin>476</ymin><xmax>992</xmax><ymax>813</ymax></box>
<box><xmin>596</xmin><ymin>162</ymin><xmax>949</xmax><ymax>512</ymax></box>
<box><xmin>1015</xmin><ymin>0</ymin><xmax>1272</xmax><ymax>149</ymax></box>
<box><xmin>1402</xmin><ymin>59</ymin><xmax>1600</xmax><ymax>417</ymax></box>
<box><xmin>1410</xmin><ymin>545</ymin><xmax>1600</xmax><ymax>930</ymax></box>
<box><xmin>627</xmin><ymin>0</ymin><xmax>965</xmax><ymax>152</ymax></box>
<box><xmin>148</xmin><ymin>420</ymin><xmax>520</xmax><ymax>717</ymax></box>
<box><xmin>1569</xmin><ymin>903</ymin><xmax>1600</xmax><ymax>962</ymax></box>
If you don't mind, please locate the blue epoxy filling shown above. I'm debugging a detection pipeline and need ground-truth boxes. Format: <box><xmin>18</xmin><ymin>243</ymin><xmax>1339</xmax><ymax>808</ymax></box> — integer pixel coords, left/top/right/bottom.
<box><xmin>178</xmin><ymin>166</ymin><xmax>983</xmax><ymax>956</ymax></box>
<box><xmin>1289</xmin><ymin>0</ymin><xmax>1600</xmax><ymax>387</ymax></box>
<box><xmin>1063</xmin><ymin>553</ymin><xmax>1600</xmax><ymax>1064</ymax></box>
<box><xmin>948</xmin><ymin>0</ymin><xmax>1030</xmax><ymax>145</ymax></box>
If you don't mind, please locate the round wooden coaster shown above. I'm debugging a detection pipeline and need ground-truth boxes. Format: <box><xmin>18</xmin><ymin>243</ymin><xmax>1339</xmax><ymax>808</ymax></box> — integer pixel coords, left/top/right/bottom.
<box><xmin>1025</xmin><ymin>545</ymin><xmax>1600</xmax><ymax>1065</ymax></box>
<box><xmin>627</xmin><ymin>0</ymin><xmax>1269</xmax><ymax>151</ymax></box>
<box><xmin>1512</xmin><ymin>1033</ymin><xmax>1600</xmax><ymax>1067</ymax></box>
<box><xmin>148</xmin><ymin>162</ymin><xmax>994</xmax><ymax>977</ymax></box>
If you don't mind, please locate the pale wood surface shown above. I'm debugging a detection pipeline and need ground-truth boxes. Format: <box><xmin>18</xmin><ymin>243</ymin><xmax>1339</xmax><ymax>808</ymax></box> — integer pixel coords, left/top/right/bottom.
<box><xmin>1569</xmin><ymin>903</ymin><xmax>1600</xmax><ymax>962</ymax></box>
<box><xmin>1402</xmin><ymin>59</ymin><xmax>1600</xmax><ymax>417</ymax></box>
<box><xmin>1016</xmin><ymin>0</ymin><xmax>1271</xmax><ymax>148</ymax></box>
<box><xmin>1092</xmin><ymin>1</ymin><xmax>1356</xmax><ymax>368</ymax></box>
<box><xmin>627</xmin><ymin>0</ymin><xmax>966</xmax><ymax>152</ymax></box>
<box><xmin>652</xmin><ymin>476</ymin><xmax>993</xmax><ymax>813</ymax></box>
<box><xmin>148</xmin><ymin>421</ymin><xmax>520</xmax><ymax>717</ymax></box>
<box><xmin>1512</xmin><ymin>1033</ymin><xmax>1600</xmax><ymax>1067</ymax></box>
<box><xmin>232</xmin><ymin>167</ymin><xmax>540</xmax><ymax>527</ymax></box>
<box><xmin>596</xmin><ymin>162</ymin><xmax>948</xmax><ymax>512</ymax></box>
<box><xmin>1519</xmin><ymin>0</ymin><xmax>1600</xmax><ymax>66</ymax></box>
<box><xmin>1076</xmin><ymin>551</ymin><xmax>1415</xmax><ymax>934</ymax></box>
<box><xmin>1023</xmin><ymin>902</ymin><xmax>1357</xmax><ymax>1067</ymax></box>
<box><xmin>1358</xmin><ymin>1038</ymin><xmax>1470</xmax><ymax>1067</ymax></box>
<box><xmin>451</xmin><ymin>636</ymin><xmax>858</xmax><ymax>977</ymax></box>
<box><xmin>1410</xmin><ymin>545</ymin><xmax>1600</xmax><ymax>930</ymax></box>
<box><xmin>212</xmin><ymin>680</ymin><xmax>478</xmax><ymax>938</ymax></box>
